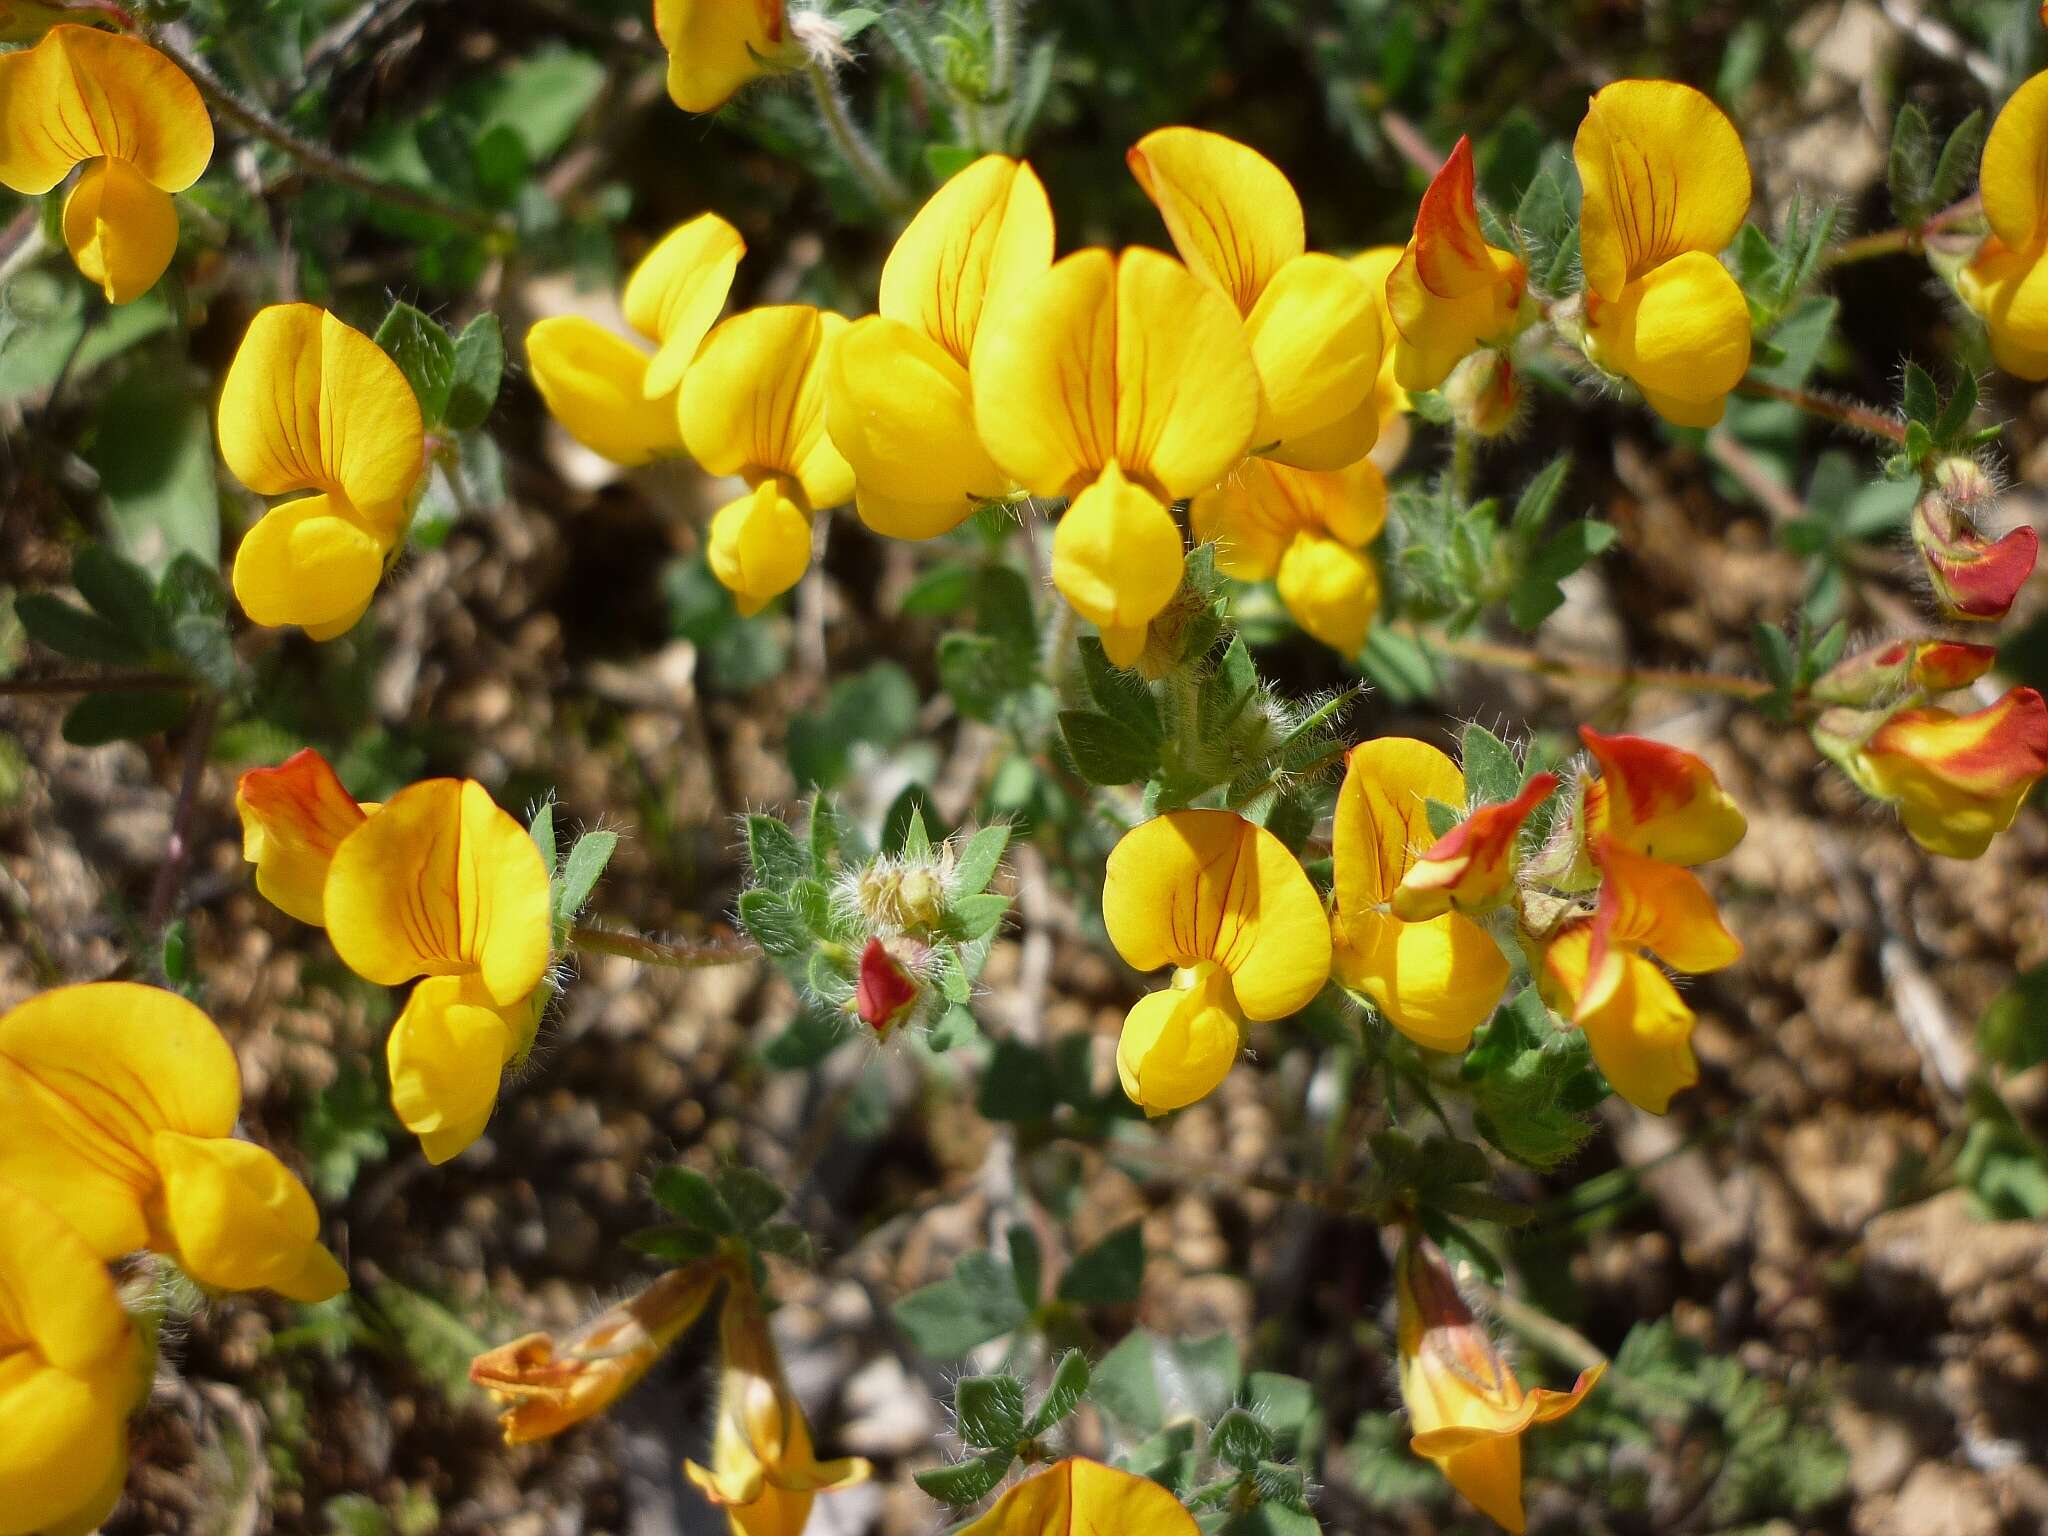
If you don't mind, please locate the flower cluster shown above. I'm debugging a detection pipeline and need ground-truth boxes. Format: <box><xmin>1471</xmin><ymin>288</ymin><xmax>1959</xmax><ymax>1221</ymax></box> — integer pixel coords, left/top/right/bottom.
<box><xmin>236</xmin><ymin>749</ymin><xmax>555</xmax><ymax>1162</ymax></box>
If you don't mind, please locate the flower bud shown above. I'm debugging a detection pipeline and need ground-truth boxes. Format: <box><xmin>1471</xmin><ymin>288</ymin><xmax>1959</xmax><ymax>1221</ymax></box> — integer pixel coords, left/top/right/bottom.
<box><xmin>855</xmin><ymin>849</ymin><xmax>952</xmax><ymax>932</ymax></box>
<box><xmin>854</xmin><ymin>937</ymin><xmax>920</xmax><ymax>1036</ymax></box>
<box><xmin>1913</xmin><ymin>487</ymin><xmax>2039</xmax><ymax>622</ymax></box>
<box><xmin>1811</xmin><ymin>639</ymin><xmax>1998</xmax><ymax>707</ymax></box>
<box><xmin>1442</xmin><ymin>349</ymin><xmax>1520</xmax><ymax>438</ymax></box>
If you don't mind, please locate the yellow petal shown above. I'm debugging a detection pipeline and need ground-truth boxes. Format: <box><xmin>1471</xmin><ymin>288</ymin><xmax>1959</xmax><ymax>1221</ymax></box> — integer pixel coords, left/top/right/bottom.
<box><xmin>1051</xmin><ymin>463</ymin><xmax>1185</xmax><ymax>639</ymax></box>
<box><xmin>1189</xmin><ymin>473</ymin><xmax>1290</xmax><ymax>581</ymax></box>
<box><xmin>218</xmin><ymin>304</ymin><xmax>425</xmax><ymax>511</ymax></box>
<box><xmin>1579</xmin><ymin>726</ymin><xmax>1747</xmax><ymax>866</ymax></box>
<box><xmin>681</xmin><ymin>305</ymin><xmax>852</xmax><ymax>505</ymax></box>
<box><xmin>1544</xmin><ymin>927</ymin><xmax>1699</xmax><ymax>1114</ymax></box>
<box><xmin>1958</xmin><ymin>234</ymin><xmax>2048</xmax><ymax>380</ymax></box>
<box><xmin>1102</xmin><ymin>808</ymin><xmax>1331</xmax><ymax>1020</ymax></box>
<box><xmin>1979</xmin><ymin>67</ymin><xmax>2048</xmax><ymax>251</ymax></box>
<box><xmin>1115</xmin><ymin>963</ymin><xmax>1243</xmax><ymax>1116</ymax></box>
<box><xmin>1574</xmin><ymin>78</ymin><xmax>1751</xmax><ymax>301</ymax></box>
<box><xmin>622</xmin><ymin>212</ymin><xmax>746</xmax><ymax>398</ymax></box>
<box><xmin>707</xmin><ymin>477</ymin><xmax>814</xmax><ymax>616</ymax></box>
<box><xmin>1332</xmin><ymin>907</ymin><xmax>1508</xmax><ymax>1053</ymax></box>
<box><xmin>526</xmin><ymin>316</ymin><xmax>684</xmax><ymax>466</ymax></box>
<box><xmin>62</xmin><ymin>155</ymin><xmax>176</xmax><ymax>304</ymax></box>
<box><xmin>879</xmin><ymin>154</ymin><xmax>1054</xmax><ymax>364</ymax></box>
<box><xmin>1245</xmin><ymin>252</ymin><xmax>1383</xmax><ymax>467</ymax></box>
<box><xmin>1348</xmin><ymin>244</ymin><xmax>1411</xmax><ymax>423</ymax></box>
<box><xmin>1584</xmin><ymin>251</ymin><xmax>1750</xmax><ymax>427</ymax></box>
<box><xmin>1113</xmin><ymin>246</ymin><xmax>1263</xmax><ymax>497</ymax></box>
<box><xmin>824</xmin><ymin>314</ymin><xmax>1004</xmax><ymax>537</ymax></box>
<box><xmin>151</xmin><ymin>1131</ymin><xmax>346</xmax><ymax>1301</ymax></box>
<box><xmin>971</xmin><ymin>247</ymin><xmax>1118</xmax><ymax>497</ymax></box>
<box><xmin>958</xmin><ymin>1457</ymin><xmax>1199</xmax><ymax>1536</ymax></box>
<box><xmin>0</xmin><ymin>1180</ymin><xmax>133</xmax><ymax>1375</ymax></box>
<box><xmin>231</xmin><ymin>492</ymin><xmax>392</xmax><ymax>636</ymax></box>
<box><xmin>0</xmin><ymin>982</ymin><xmax>239</xmax><ymax>1260</ymax></box>
<box><xmin>388</xmin><ymin>977</ymin><xmax>540</xmax><ymax>1165</ymax></box>
<box><xmin>235</xmin><ymin>748</ymin><xmax>369</xmax><ymax>926</ymax></box>
<box><xmin>1437</xmin><ymin>1435</ymin><xmax>1527</xmax><ymax>1533</ymax></box>
<box><xmin>1275</xmin><ymin>529</ymin><xmax>1380</xmax><ymax>656</ymax></box>
<box><xmin>1332</xmin><ymin>737</ymin><xmax>1466</xmax><ymax>911</ymax></box>
<box><xmin>1588</xmin><ymin>838</ymin><xmax>1742</xmax><ymax>981</ymax></box>
<box><xmin>653</xmin><ymin>0</ymin><xmax>791</xmax><ymax>113</ymax></box>
<box><xmin>323</xmin><ymin>779</ymin><xmax>553</xmax><ymax>1005</ymax></box>
<box><xmin>0</xmin><ymin>25</ymin><xmax>212</xmax><ymax>195</ymax></box>
<box><xmin>1127</xmin><ymin>126</ymin><xmax>1305</xmax><ymax>313</ymax></box>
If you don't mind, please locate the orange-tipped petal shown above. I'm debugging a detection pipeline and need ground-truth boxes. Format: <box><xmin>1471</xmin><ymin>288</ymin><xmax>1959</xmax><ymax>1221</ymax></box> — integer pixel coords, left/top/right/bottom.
<box><xmin>236</xmin><ymin>748</ymin><xmax>370</xmax><ymax>926</ymax></box>
<box><xmin>1848</xmin><ymin>687</ymin><xmax>2048</xmax><ymax>858</ymax></box>
<box><xmin>1579</xmin><ymin>726</ymin><xmax>1746</xmax><ymax>866</ymax></box>
<box><xmin>1392</xmin><ymin>772</ymin><xmax>1558</xmax><ymax>920</ymax></box>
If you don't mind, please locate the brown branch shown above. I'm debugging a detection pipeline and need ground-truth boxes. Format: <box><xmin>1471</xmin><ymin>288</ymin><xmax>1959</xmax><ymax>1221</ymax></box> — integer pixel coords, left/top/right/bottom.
<box><xmin>1402</xmin><ymin>627</ymin><xmax>1775</xmax><ymax>702</ymax></box>
<box><xmin>146</xmin><ymin>694</ymin><xmax>221</xmax><ymax>933</ymax></box>
<box><xmin>568</xmin><ymin>924</ymin><xmax>758</xmax><ymax>969</ymax></box>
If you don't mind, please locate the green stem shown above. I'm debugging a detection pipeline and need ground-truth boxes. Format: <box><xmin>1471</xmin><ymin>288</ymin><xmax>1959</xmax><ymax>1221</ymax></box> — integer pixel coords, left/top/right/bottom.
<box><xmin>1406</xmin><ymin>626</ymin><xmax>1774</xmax><ymax>703</ymax></box>
<box><xmin>1824</xmin><ymin>195</ymin><xmax>1982</xmax><ymax>268</ymax></box>
<box><xmin>568</xmin><ymin>924</ymin><xmax>759</xmax><ymax>969</ymax></box>
<box><xmin>1450</xmin><ymin>426</ymin><xmax>1478</xmax><ymax>502</ymax></box>
<box><xmin>803</xmin><ymin>57</ymin><xmax>911</xmax><ymax>213</ymax></box>
<box><xmin>1734</xmin><ymin>378</ymin><xmax>1908</xmax><ymax>445</ymax></box>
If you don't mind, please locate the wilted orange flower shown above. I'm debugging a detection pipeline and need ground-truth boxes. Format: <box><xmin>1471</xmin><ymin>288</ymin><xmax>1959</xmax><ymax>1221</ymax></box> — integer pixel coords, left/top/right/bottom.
<box><xmin>1912</xmin><ymin>489</ymin><xmax>2039</xmax><ymax>623</ymax></box>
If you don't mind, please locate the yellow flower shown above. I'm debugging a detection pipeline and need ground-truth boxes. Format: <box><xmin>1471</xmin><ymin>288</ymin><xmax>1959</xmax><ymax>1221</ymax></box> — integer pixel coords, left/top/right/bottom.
<box><xmin>681</xmin><ymin>304</ymin><xmax>853</xmax><ymax>614</ymax></box>
<box><xmin>683</xmin><ymin>1281</ymin><xmax>872</xmax><ymax>1536</ymax></box>
<box><xmin>0</xmin><ymin>1179</ymin><xmax>146</xmax><ymax>1536</ymax></box>
<box><xmin>1189</xmin><ymin>457</ymin><xmax>1387</xmax><ymax>655</ymax></box>
<box><xmin>527</xmin><ymin>213</ymin><xmax>745</xmax><ymax>466</ymax></box>
<box><xmin>219</xmin><ymin>304</ymin><xmax>426</xmax><ymax>640</ymax></box>
<box><xmin>472</xmin><ymin>1260</ymin><xmax>728</xmax><ymax>1444</ymax></box>
<box><xmin>654</xmin><ymin>0</ymin><xmax>796</xmax><ymax>114</ymax></box>
<box><xmin>1386</xmin><ymin>137</ymin><xmax>1525</xmax><ymax>392</ymax></box>
<box><xmin>1573</xmin><ymin>79</ymin><xmax>1752</xmax><ymax>427</ymax></box>
<box><xmin>1396</xmin><ymin>1231</ymin><xmax>1601</xmax><ymax>1533</ymax></box>
<box><xmin>958</xmin><ymin>1458</ymin><xmax>1198</xmax><ymax>1536</ymax></box>
<box><xmin>1577</xmin><ymin>726</ymin><xmax>1747</xmax><ymax>869</ymax></box>
<box><xmin>235</xmin><ymin>747</ymin><xmax>373</xmax><ymax>926</ymax></box>
<box><xmin>1960</xmin><ymin>70</ymin><xmax>2048</xmax><ymax>377</ymax></box>
<box><xmin>1539</xmin><ymin>838</ymin><xmax>1742</xmax><ymax>1113</ymax></box>
<box><xmin>1102</xmin><ymin>810</ymin><xmax>1330</xmax><ymax>1114</ymax></box>
<box><xmin>1839</xmin><ymin>686</ymin><xmax>2048</xmax><ymax>858</ymax></box>
<box><xmin>1348</xmin><ymin>245</ymin><xmax>1411</xmax><ymax>429</ymax></box>
<box><xmin>1129</xmin><ymin>126</ymin><xmax>1385</xmax><ymax>470</ymax></box>
<box><xmin>1330</xmin><ymin>739</ymin><xmax>1511</xmax><ymax>1054</ymax></box>
<box><xmin>1391</xmin><ymin>771</ymin><xmax>1559</xmax><ymax>921</ymax></box>
<box><xmin>0</xmin><ymin>983</ymin><xmax>346</xmax><ymax>1301</ymax></box>
<box><xmin>826</xmin><ymin>155</ymin><xmax>1053</xmax><ymax>538</ymax></box>
<box><xmin>0</xmin><ymin>25</ymin><xmax>212</xmax><ymax>303</ymax></box>
<box><xmin>323</xmin><ymin>777</ymin><xmax>553</xmax><ymax>1007</ymax></box>
<box><xmin>972</xmin><ymin>247</ymin><xmax>1262</xmax><ymax>664</ymax></box>
<box><xmin>388</xmin><ymin>977</ymin><xmax>547</xmax><ymax>1165</ymax></box>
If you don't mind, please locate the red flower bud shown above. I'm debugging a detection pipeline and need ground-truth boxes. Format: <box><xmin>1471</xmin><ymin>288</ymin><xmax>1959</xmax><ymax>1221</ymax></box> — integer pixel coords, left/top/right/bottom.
<box><xmin>1914</xmin><ymin>491</ymin><xmax>2038</xmax><ymax>622</ymax></box>
<box><xmin>1811</xmin><ymin>638</ymin><xmax>1998</xmax><ymax>707</ymax></box>
<box><xmin>855</xmin><ymin>938</ymin><xmax>918</xmax><ymax>1035</ymax></box>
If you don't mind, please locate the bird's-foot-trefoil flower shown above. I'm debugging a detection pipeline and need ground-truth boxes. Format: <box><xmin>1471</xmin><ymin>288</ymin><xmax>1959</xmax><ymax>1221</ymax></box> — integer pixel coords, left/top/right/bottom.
<box><xmin>471</xmin><ymin>1259</ymin><xmax>729</xmax><ymax>1444</ymax></box>
<box><xmin>237</xmin><ymin>751</ymin><xmax>556</xmax><ymax>1162</ymax></box>
<box><xmin>1577</xmin><ymin>726</ymin><xmax>1748</xmax><ymax>870</ymax></box>
<box><xmin>1911</xmin><ymin>480</ymin><xmax>2039</xmax><ymax>623</ymax></box>
<box><xmin>1818</xmin><ymin>686</ymin><xmax>2048</xmax><ymax>859</ymax></box>
<box><xmin>958</xmin><ymin>1457</ymin><xmax>1198</xmax><ymax>1536</ymax></box>
<box><xmin>1348</xmin><ymin>245</ymin><xmax>1413</xmax><ymax>453</ymax></box>
<box><xmin>1538</xmin><ymin>837</ymin><xmax>1741</xmax><ymax>1112</ymax></box>
<box><xmin>0</xmin><ymin>25</ymin><xmax>212</xmax><ymax>303</ymax></box>
<box><xmin>655</xmin><ymin>0</ymin><xmax>798</xmax><ymax>113</ymax></box>
<box><xmin>1958</xmin><ymin>69</ymin><xmax>2048</xmax><ymax>377</ymax></box>
<box><xmin>1330</xmin><ymin>739</ymin><xmax>1513</xmax><ymax>1054</ymax></box>
<box><xmin>681</xmin><ymin>304</ymin><xmax>853</xmax><ymax>614</ymax></box>
<box><xmin>1386</xmin><ymin>137</ymin><xmax>1526</xmax><ymax>393</ymax></box>
<box><xmin>683</xmin><ymin>1278</ymin><xmax>872</xmax><ymax>1535</ymax></box>
<box><xmin>1572</xmin><ymin>79</ymin><xmax>1752</xmax><ymax>427</ymax></box>
<box><xmin>219</xmin><ymin>304</ymin><xmax>427</xmax><ymax>640</ymax></box>
<box><xmin>0</xmin><ymin>983</ymin><xmax>347</xmax><ymax>1300</ymax></box>
<box><xmin>1396</xmin><ymin>1230</ymin><xmax>1601</xmax><ymax>1533</ymax></box>
<box><xmin>826</xmin><ymin>154</ymin><xmax>1052</xmax><ymax>538</ymax></box>
<box><xmin>0</xmin><ymin>1179</ymin><xmax>147</xmax><ymax>1536</ymax></box>
<box><xmin>528</xmin><ymin>212</ymin><xmax>744</xmax><ymax>467</ymax></box>
<box><xmin>972</xmin><ymin>247</ymin><xmax>1262</xmax><ymax>664</ymax></box>
<box><xmin>1103</xmin><ymin>810</ymin><xmax>1330</xmax><ymax>1114</ymax></box>
<box><xmin>1129</xmin><ymin>126</ymin><xmax>1386</xmax><ymax>469</ymax></box>
<box><xmin>1190</xmin><ymin>456</ymin><xmax>1387</xmax><ymax>655</ymax></box>
<box><xmin>1392</xmin><ymin>772</ymin><xmax>1560</xmax><ymax>921</ymax></box>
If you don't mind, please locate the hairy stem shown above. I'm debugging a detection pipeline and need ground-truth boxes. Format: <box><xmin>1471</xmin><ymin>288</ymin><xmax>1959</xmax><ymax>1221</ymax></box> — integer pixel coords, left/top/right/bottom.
<box><xmin>1735</xmin><ymin>378</ymin><xmax>1908</xmax><ymax>445</ymax></box>
<box><xmin>803</xmin><ymin>58</ymin><xmax>911</xmax><ymax>213</ymax></box>
<box><xmin>568</xmin><ymin>924</ymin><xmax>759</xmax><ymax>969</ymax></box>
<box><xmin>1408</xmin><ymin>627</ymin><xmax>1774</xmax><ymax>702</ymax></box>
<box><xmin>146</xmin><ymin>694</ymin><xmax>221</xmax><ymax>933</ymax></box>
<box><xmin>1825</xmin><ymin>194</ymin><xmax>1983</xmax><ymax>268</ymax></box>
<box><xmin>152</xmin><ymin>31</ymin><xmax>509</xmax><ymax>239</ymax></box>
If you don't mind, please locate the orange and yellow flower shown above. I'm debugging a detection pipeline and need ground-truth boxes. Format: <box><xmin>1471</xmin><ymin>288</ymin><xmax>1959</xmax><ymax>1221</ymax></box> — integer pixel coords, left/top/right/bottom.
<box><xmin>959</xmin><ymin>1458</ymin><xmax>1198</xmax><ymax>1536</ymax></box>
<box><xmin>1836</xmin><ymin>686</ymin><xmax>2048</xmax><ymax>858</ymax></box>
<box><xmin>0</xmin><ymin>25</ymin><xmax>212</xmax><ymax>302</ymax></box>
<box><xmin>1103</xmin><ymin>810</ymin><xmax>1330</xmax><ymax>1114</ymax></box>
<box><xmin>1392</xmin><ymin>772</ymin><xmax>1559</xmax><ymax>921</ymax></box>
<box><xmin>1386</xmin><ymin>138</ymin><xmax>1526</xmax><ymax>393</ymax></box>
<box><xmin>1397</xmin><ymin>1231</ymin><xmax>1601</xmax><ymax>1533</ymax></box>
<box><xmin>1812</xmin><ymin>638</ymin><xmax>1998</xmax><ymax>708</ymax></box>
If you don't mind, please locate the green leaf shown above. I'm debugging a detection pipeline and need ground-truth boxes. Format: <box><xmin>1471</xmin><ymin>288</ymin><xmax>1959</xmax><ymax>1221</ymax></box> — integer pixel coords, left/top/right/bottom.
<box><xmin>528</xmin><ymin>802</ymin><xmax>557</xmax><ymax>869</ymax></box>
<box><xmin>1510</xmin><ymin>454</ymin><xmax>1571</xmax><ymax>537</ymax></box>
<box><xmin>1749</xmin><ymin>295</ymin><xmax>1837</xmax><ymax>390</ymax></box>
<box><xmin>1979</xmin><ymin>963</ymin><xmax>2048</xmax><ymax>1072</ymax></box>
<box><xmin>915</xmin><ymin>1449</ymin><xmax>1014</xmax><ymax>1506</ymax></box>
<box><xmin>1007</xmin><ymin>1224</ymin><xmax>1043</xmax><ymax>1309</ymax></box>
<box><xmin>714</xmin><ymin>1166</ymin><xmax>786</xmax><ymax>1231</ymax></box>
<box><xmin>1886</xmin><ymin>102</ymin><xmax>1935</xmax><ymax>225</ymax></box>
<box><xmin>650</xmin><ymin>1166</ymin><xmax>735</xmax><ymax>1232</ymax></box>
<box><xmin>60</xmin><ymin>688</ymin><xmax>187</xmax><ymax>745</ymax></box>
<box><xmin>1199</xmin><ymin>636</ymin><xmax>1259</xmax><ymax>741</ymax></box>
<box><xmin>1929</xmin><ymin>109</ymin><xmax>1986</xmax><ymax>212</ymax></box>
<box><xmin>901</xmin><ymin>562</ymin><xmax>974</xmax><ymax>616</ymax></box>
<box><xmin>1210</xmin><ymin>1407</ymin><xmax>1275</xmax><ymax>1471</ymax></box>
<box><xmin>1507</xmin><ymin>521</ymin><xmax>1617</xmax><ymax>631</ymax></box>
<box><xmin>760</xmin><ymin>1005</ymin><xmax>846</xmax><ymax>1068</ymax></box>
<box><xmin>1459</xmin><ymin>724</ymin><xmax>1522</xmax><ymax>806</ymax></box>
<box><xmin>1932</xmin><ymin>369</ymin><xmax>1979</xmax><ymax>446</ymax></box>
<box><xmin>746</xmin><ymin>815</ymin><xmax>810</xmax><ymax>887</ymax></box>
<box><xmin>1028</xmin><ymin>1348</ymin><xmax>1092</xmax><ymax>1435</ymax></box>
<box><xmin>1080</xmin><ymin>636</ymin><xmax>1163</xmax><ymax>742</ymax></box>
<box><xmin>168</xmin><ymin>612</ymin><xmax>235</xmax><ymax>691</ymax></box>
<box><xmin>952</xmin><ymin>824</ymin><xmax>1010</xmax><ymax>896</ymax></box>
<box><xmin>955</xmin><ymin>1373</ymin><xmax>1028</xmax><ymax>1449</ymax></box>
<box><xmin>374</xmin><ymin>303</ymin><xmax>458</xmax><ymax>424</ymax></box>
<box><xmin>1057</xmin><ymin>1222</ymin><xmax>1145</xmax><ymax>1306</ymax></box>
<box><xmin>71</xmin><ymin>545</ymin><xmax>163</xmax><ymax>649</ymax></box>
<box><xmin>1901</xmin><ymin>362</ymin><xmax>1939</xmax><ymax>427</ymax></box>
<box><xmin>1752</xmin><ymin>622</ymin><xmax>1797</xmax><ymax>691</ymax></box>
<box><xmin>946</xmin><ymin>891</ymin><xmax>1010</xmax><ymax>942</ymax></box>
<box><xmin>929</xmin><ymin>1005</ymin><xmax>979</xmax><ymax>1051</ymax></box>
<box><xmin>1059</xmin><ymin>710</ymin><xmax>1159</xmax><ymax>786</ymax></box>
<box><xmin>1091</xmin><ymin>1330</ymin><xmax>1165</xmax><ymax>1433</ymax></box>
<box><xmin>444</xmin><ymin>313</ymin><xmax>506</xmax><ymax>432</ymax></box>
<box><xmin>891</xmin><ymin>1249</ymin><xmax>1030</xmax><ymax>1358</ymax></box>
<box><xmin>1360</xmin><ymin>624</ymin><xmax>1437</xmax><ymax>704</ymax></box>
<box><xmin>1247</xmin><ymin>1373</ymin><xmax>1321</xmax><ymax>1461</ymax></box>
<box><xmin>1424</xmin><ymin>797</ymin><xmax>1461</xmax><ymax>839</ymax></box>
<box><xmin>737</xmin><ymin>890</ymin><xmax>808</xmax><ymax>956</ymax></box>
<box><xmin>88</xmin><ymin>375</ymin><xmax>220</xmax><ymax>573</ymax></box>
<box><xmin>554</xmin><ymin>830</ymin><xmax>617</xmax><ymax>921</ymax></box>
<box><xmin>15</xmin><ymin>593</ymin><xmax>146</xmax><ymax>665</ymax></box>
<box><xmin>626</xmin><ymin>1225</ymin><xmax>720</xmax><ymax>1261</ymax></box>
<box><xmin>976</xmin><ymin>1039</ymin><xmax>1061</xmax><ymax>1122</ymax></box>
